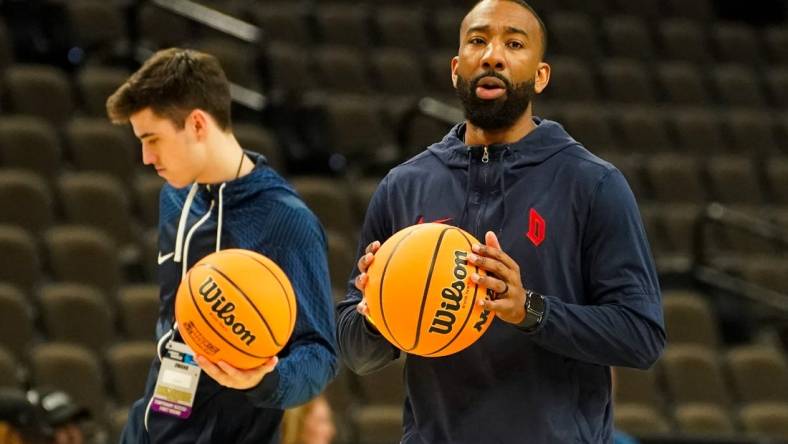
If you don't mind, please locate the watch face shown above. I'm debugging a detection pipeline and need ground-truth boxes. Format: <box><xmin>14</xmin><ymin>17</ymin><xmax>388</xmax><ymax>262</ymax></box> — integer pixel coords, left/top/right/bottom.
<box><xmin>529</xmin><ymin>292</ymin><xmax>545</xmax><ymax>315</ymax></box>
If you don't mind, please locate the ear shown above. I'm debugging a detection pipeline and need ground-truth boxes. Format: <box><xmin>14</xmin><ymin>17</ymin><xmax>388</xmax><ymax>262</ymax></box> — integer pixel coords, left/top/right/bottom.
<box><xmin>187</xmin><ymin>109</ymin><xmax>209</xmax><ymax>141</ymax></box>
<box><xmin>534</xmin><ymin>62</ymin><xmax>551</xmax><ymax>95</ymax></box>
<box><xmin>451</xmin><ymin>56</ymin><xmax>459</xmax><ymax>89</ymax></box>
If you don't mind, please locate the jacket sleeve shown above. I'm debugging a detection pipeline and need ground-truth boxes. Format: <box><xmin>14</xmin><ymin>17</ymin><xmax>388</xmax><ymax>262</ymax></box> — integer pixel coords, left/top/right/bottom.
<box><xmin>244</xmin><ymin>206</ymin><xmax>338</xmax><ymax>408</ymax></box>
<box><xmin>523</xmin><ymin>169</ymin><xmax>666</xmax><ymax>370</ymax></box>
<box><xmin>335</xmin><ymin>176</ymin><xmax>401</xmax><ymax>375</ymax></box>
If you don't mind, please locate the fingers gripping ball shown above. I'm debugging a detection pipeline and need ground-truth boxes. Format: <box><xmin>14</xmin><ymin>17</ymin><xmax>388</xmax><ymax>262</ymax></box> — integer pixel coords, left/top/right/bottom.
<box><xmin>175</xmin><ymin>249</ymin><xmax>297</xmax><ymax>369</ymax></box>
<box><xmin>365</xmin><ymin>223</ymin><xmax>494</xmax><ymax>357</ymax></box>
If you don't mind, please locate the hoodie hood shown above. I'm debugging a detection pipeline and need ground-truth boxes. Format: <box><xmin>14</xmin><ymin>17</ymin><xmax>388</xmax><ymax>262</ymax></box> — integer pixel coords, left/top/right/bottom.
<box><xmin>196</xmin><ymin>151</ymin><xmax>293</xmax><ymax>205</ymax></box>
<box><xmin>169</xmin><ymin>150</ymin><xmax>296</xmax><ymax>280</ymax></box>
<box><xmin>427</xmin><ymin>117</ymin><xmax>580</xmax><ymax>169</ymax></box>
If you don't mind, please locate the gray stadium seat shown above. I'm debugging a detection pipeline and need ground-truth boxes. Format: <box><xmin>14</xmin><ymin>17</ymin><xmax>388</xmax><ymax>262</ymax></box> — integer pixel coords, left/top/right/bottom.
<box><xmin>614</xmin><ymin>403</ymin><xmax>671</xmax><ymax>436</ymax></box>
<box><xmin>375</xmin><ymin>6</ymin><xmax>430</xmax><ymax>50</ymax></box>
<box><xmin>0</xmin><ymin>284</ymin><xmax>34</xmax><ymax>360</ymax></box>
<box><xmin>0</xmin><ymin>226</ymin><xmax>40</xmax><ymax>294</ymax></box>
<box><xmin>674</xmin><ymin>403</ymin><xmax>735</xmax><ymax>436</ymax></box>
<box><xmin>656</xmin><ymin>62</ymin><xmax>711</xmax><ymax>106</ymax></box>
<box><xmin>4</xmin><ymin>65</ymin><xmax>74</xmax><ymax>126</ymax></box>
<box><xmin>659</xmin><ymin>19</ymin><xmax>711</xmax><ymax>63</ymax></box>
<box><xmin>39</xmin><ymin>283</ymin><xmax>114</xmax><ymax>352</ymax></box>
<box><xmin>0</xmin><ymin>171</ymin><xmax>53</xmax><ymax>236</ymax></box>
<box><xmin>0</xmin><ymin>117</ymin><xmax>61</xmax><ymax>182</ymax></box>
<box><xmin>30</xmin><ymin>343</ymin><xmax>106</xmax><ymax>420</ymax></box>
<box><xmin>726</xmin><ymin>346</ymin><xmax>788</xmax><ymax>404</ymax></box>
<box><xmin>118</xmin><ymin>285</ymin><xmax>160</xmax><ymax>341</ymax></box>
<box><xmin>740</xmin><ymin>402</ymin><xmax>788</xmax><ymax>440</ymax></box>
<box><xmin>599</xmin><ymin>59</ymin><xmax>657</xmax><ymax>104</ymax></box>
<box><xmin>662</xmin><ymin>344</ymin><xmax>732</xmax><ymax>408</ymax></box>
<box><xmin>602</xmin><ymin>15</ymin><xmax>655</xmax><ymax>60</ymax></box>
<box><xmin>315</xmin><ymin>3</ymin><xmax>371</xmax><ymax>47</ymax></box>
<box><xmin>76</xmin><ymin>67</ymin><xmax>129</xmax><ymax>117</ymax></box>
<box><xmin>712</xmin><ymin>22</ymin><xmax>763</xmax><ymax>65</ymax></box>
<box><xmin>44</xmin><ymin>225</ymin><xmax>121</xmax><ymax>295</ymax></box>
<box><xmin>58</xmin><ymin>173</ymin><xmax>139</xmax><ymax>251</ymax></box>
<box><xmin>65</xmin><ymin>118</ymin><xmax>138</xmax><ymax>186</ymax></box>
<box><xmin>106</xmin><ymin>341</ymin><xmax>156</xmax><ymax>406</ymax></box>
<box><xmin>662</xmin><ymin>291</ymin><xmax>720</xmax><ymax>347</ymax></box>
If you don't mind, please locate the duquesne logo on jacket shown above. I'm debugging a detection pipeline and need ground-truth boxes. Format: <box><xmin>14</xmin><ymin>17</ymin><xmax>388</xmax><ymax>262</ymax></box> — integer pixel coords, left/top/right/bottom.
<box><xmin>526</xmin><ymin>208</ymin><xmax>546</xmax><ymax>247</ymax></box>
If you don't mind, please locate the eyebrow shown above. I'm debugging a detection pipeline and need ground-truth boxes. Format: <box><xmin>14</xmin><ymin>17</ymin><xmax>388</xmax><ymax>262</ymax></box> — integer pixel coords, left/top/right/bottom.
<box><xmin>466</xmin><ymin>25</ymin><xmax>530</xmax><ymax>39</ymax></box>
<box><xmin>138</xmin><ymin>132</ymin><xmax>156</xmax><ymax>140</ymax></box>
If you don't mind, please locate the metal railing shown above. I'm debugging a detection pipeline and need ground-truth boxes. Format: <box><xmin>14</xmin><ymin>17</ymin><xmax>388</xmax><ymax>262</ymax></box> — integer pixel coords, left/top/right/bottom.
<box><xmin>692</xmin><ymin>202</ymin><xmax>788</xmax><ymax>314</ymax></box>
<box><xmin>140</xmin><ymin>0</ymin><xmax>267</xmax><ymax>111</ymax></box>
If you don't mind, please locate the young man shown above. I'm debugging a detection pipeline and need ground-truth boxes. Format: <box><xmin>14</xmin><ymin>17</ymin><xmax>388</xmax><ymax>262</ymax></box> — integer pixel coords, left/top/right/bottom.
<box><xmin>107</xmin><ymin>48</ymin><xmax>337</xmax><ymax>443</ymax></box>
<box><xmin>335</xmin><ymin>1</ymin><xmax>665</xmax><ymax>442</ymax></box>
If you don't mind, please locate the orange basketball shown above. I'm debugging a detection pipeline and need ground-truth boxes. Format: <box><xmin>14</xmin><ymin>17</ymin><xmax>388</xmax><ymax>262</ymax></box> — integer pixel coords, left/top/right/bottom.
<box><xmin>174</xmin><ymin>249</ymin><xmax>297</xmax><ymax>369</ymax></box>
<box><xmin>365</xmin><ymin>223</ymin><xmax>494</xmax><ymax>357</ymax></box>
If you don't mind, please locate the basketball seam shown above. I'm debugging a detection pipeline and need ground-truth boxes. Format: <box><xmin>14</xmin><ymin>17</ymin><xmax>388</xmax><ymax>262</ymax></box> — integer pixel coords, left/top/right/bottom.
<box><xmin>408</xmin><ymin>226</ymin><xmax>451</xmax><ymax>352</ymax></box>
<box><xmin>221</xmin><ymin>250</ymin><xmax>296</xmax><ymax>334</ymax></box>
<box><xmin>423</xmin><ymin>228</ymin><xmax>483</xmax><ymax>357</ymax></box>
<box><xmin>186</xmin><ymin>268</ymin><xmax>267</xmax><ymax>359</ymax></box>
<box><xmin>200</xmin><ymin>263</ymin><xmax>284</xmax><ymax>348</ymax></box>
<box><xmin>378</xmin><ymin>229</ymin><xmax>419</xmax><ymax>351</ymax></box>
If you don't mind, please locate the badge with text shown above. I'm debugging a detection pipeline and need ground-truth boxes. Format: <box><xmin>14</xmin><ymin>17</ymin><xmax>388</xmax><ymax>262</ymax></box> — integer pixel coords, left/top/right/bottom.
<box><xmin>151</xmin><ymin>340</ymin><xmax>201</xmax><ymax>419</ymax></box>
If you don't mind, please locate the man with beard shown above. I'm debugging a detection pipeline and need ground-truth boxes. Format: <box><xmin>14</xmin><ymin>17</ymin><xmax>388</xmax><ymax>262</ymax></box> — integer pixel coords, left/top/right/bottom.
<box><xmin>335</xmin><ymin>0</ymin><xmax>665</xmax><ymax>442</ymax></box>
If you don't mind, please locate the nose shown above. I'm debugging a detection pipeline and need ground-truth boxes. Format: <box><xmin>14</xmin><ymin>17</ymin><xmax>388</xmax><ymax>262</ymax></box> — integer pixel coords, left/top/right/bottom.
<box><xmin>141</xmin><ymin>144</ymin><xmax>157</xmax><ymax>166</ymax></box>
<box><xmin>481</xmin><ymin>41</ymin><xmax>506</xmax><ymax>71</ymax></box>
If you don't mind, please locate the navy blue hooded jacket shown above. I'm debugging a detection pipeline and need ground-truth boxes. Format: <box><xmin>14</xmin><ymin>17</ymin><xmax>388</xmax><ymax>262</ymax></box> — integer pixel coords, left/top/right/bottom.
<box><xmin>336</xmin><ymin>118</ymin><xmax>665</xmax><ymax>443</ymax></box>
<box><xmin>122</xmin><ymin>152</ymin><xmax>337</xmax><ymax>444</ymax></box>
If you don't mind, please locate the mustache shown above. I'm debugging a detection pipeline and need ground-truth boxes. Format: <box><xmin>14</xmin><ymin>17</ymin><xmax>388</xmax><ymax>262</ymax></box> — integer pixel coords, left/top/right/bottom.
<box><xmin>470</xmin><ymin>71</ymin><xmax>513</xmax><ymax>90</ymax></box>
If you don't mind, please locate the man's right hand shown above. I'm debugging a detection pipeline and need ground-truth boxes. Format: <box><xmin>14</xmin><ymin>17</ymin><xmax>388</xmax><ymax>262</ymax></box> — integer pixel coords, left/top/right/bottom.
<box><xmin>355</xmin><ymin>240</ymin><xmax>380</xmax><ymax>317</ymax></box>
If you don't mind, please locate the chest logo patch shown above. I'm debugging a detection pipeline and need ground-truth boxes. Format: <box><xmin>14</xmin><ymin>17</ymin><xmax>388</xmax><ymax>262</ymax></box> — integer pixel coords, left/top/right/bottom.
<box><xmin>526</xmin><ymin>208</ymin><xmax>546</xmax><ymax>247</ymax></box>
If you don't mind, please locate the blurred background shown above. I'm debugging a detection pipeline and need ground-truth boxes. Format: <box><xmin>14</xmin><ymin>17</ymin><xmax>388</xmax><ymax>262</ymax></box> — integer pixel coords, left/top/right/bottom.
<box><xmin>0</xmin><ymin>0</ymin><xmax>785</xmax><ymax>443</ymax></box>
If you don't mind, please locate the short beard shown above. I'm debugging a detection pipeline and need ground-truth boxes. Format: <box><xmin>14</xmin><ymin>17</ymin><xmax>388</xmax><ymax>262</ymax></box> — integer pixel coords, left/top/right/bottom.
<box><xmin>455</xmin><ymin>72</ymin><xmax>535</xmax><ymax>131</ymax></box>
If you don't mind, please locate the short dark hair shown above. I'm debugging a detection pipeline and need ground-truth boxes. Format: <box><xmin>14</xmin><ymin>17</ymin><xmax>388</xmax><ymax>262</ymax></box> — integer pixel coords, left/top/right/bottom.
<box><xmin>467</xmin><ymin>0</ymin><xmax>549</xmax><ymax>58</ymax></box>
<box><xmin>106</xmin><ymin>48</ymin><xmax>233</xmax><ymax>131</ymax></box>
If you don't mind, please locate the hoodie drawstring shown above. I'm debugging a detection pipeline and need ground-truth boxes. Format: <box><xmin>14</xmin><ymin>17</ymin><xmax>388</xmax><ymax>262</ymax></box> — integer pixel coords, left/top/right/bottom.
<box><xmin>216</xmin><ymin>183</ymin><xmax>226</xmax><ymax>252</ymax></box>
<box><xmin>174</xmin><ymin>183</ymin><xmax>199</xmax><ymax>264</ymax></box>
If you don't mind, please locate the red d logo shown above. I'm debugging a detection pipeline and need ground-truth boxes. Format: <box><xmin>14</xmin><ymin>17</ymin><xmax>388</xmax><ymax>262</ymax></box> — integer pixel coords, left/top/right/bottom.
<box><xmin>526</xmin><ymin>208</ymin><xmax>546</xmax><ymax>247</ymax></box>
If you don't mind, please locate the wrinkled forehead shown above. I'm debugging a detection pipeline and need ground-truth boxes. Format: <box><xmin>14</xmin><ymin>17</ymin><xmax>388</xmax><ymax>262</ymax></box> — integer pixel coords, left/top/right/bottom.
<box><xmin>460</xmin><ymin>0</ymin><xmax>543</xmax><ymax>47</ymax></box>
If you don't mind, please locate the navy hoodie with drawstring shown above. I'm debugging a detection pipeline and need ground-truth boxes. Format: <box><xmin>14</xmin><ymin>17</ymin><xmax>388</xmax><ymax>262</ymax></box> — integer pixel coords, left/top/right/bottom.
<box><xmin>122</xmin><ymin>152</ymin><xmax>337</xmax><ymax>444</ymax></box>
<box><xmin>336</xmin><ymin>118</ymin><xmax>665</xmax><ymax>443</ymax></box>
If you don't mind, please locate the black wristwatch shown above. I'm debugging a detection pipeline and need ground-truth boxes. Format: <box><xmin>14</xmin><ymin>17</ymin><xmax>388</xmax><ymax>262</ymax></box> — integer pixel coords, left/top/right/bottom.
<box><xmin>520</xmin><ymin>289</ymin><xmax>545</xmax><ymax>331</ymax></box>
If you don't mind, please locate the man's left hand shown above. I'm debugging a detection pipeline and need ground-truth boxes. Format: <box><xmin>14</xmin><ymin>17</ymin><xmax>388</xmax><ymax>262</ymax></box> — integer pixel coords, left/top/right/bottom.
<box><xmin>195</xmin><ymin>355</ymin><xmax>278</xmax><ymax>390</ymax></box>
<box><xmin>469</xmin><ymin>231</ymin><xmax>527</xmax><ymax>325</ymax></box>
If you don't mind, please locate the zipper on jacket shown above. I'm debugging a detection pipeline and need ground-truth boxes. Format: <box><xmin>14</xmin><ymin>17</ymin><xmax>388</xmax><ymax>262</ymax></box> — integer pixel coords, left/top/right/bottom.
<box><xmin>476</xmin><ymin>146</ymin><xmax>490</xmax><ymax>234</ymax></box>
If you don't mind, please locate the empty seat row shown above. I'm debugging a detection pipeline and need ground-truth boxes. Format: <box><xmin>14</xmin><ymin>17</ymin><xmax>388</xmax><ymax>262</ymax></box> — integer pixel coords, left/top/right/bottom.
<box><xmin>0</xmin><ymin>341</ymin><xmax>155</xmax><ymax>424</ymax></box>
<box><xmin>639</xmin><ymin>204</ymin><xmax>788</xmax><ymax>259</ymax></box>
<box><xmin>546</xmin><ymin>14</ymin><xmax>788</xmax><ymax>65</ymax></box>
<box><xmin>0</xmin><ymin>282</ymin><xmax>158</xmax><ymax>356</ymax></box>
<box><xmin>543</xmin><ymin>58</ymin><xmax>788</xmax><ymax>108</ymax></box>
<box><xmin>606</xmin><ymin>154</ymin><xmax>788</xmax><ymax>205</ymax></box>
<box><xmin>615</xmin><ymin>401</ymin><xmax>788</xmax><ymax>439</ymax></box>
<box><xmin>135</xmin><ymin>0</ymin><xmax>787</xmax><ymax>66</ymax></box>
<box><xmin>615</xmin><ymin>342</ymin><xmax>788</xmax><ymax>419</ymax></box>
<box><xmin>0</xmin><ymin>219</ymin><xmax>365</xmax><ymax>297</ymax></box>
<box><xmin>562</xmin><ymin>106</ymin><xmax>788</xmax><ymax>155</ymax></box>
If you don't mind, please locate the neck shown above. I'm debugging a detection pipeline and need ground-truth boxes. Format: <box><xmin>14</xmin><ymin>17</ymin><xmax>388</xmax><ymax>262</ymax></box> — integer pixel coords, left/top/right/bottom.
<box><xmin>195</xmin><ymin>131</ymin><xmax>253</xmax><ymax>184</ymax></box>
<box><xmin>464</xmin><ymin>109</ymin><xmax>536</xmax><ymax>146</ymax></box>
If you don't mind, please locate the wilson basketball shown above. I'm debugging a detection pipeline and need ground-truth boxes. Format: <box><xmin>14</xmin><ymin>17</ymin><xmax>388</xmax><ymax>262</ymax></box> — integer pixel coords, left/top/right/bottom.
<box><xmin>174</xmin><ymin>249</ymin><xmax>297</xmax><ymax>369</ymax></box>
<box><xmin>365</xmin><ymin>223</ymin><xmax>494</xmax><ymax>357</ymax></box>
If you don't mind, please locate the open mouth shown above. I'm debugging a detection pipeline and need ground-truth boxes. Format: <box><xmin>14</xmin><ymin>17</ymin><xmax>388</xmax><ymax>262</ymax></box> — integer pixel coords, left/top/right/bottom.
<box><xmin>475</xmin><ymin>76</ymin><xmax>507</xmax><ymax>99</ymax></box>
